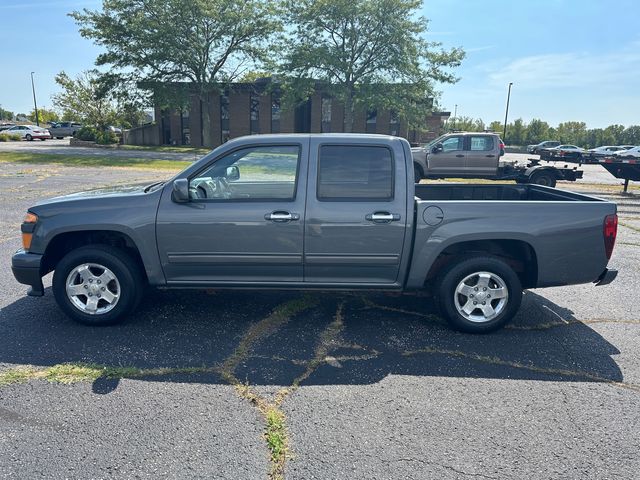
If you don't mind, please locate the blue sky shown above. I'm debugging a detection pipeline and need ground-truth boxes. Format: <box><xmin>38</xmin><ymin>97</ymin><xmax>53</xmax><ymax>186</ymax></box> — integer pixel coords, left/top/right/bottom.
<box><xmin>0</xmin><ymin>0</ymin><xmax>638</xmax><ymax>128</ymax></box>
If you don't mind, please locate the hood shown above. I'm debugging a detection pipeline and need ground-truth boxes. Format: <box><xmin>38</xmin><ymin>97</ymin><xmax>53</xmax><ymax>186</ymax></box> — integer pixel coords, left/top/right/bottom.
<box><xmin>34</xmin><ymin>182</ymin><xmax>161</xmax><ymax>206</ymax></box>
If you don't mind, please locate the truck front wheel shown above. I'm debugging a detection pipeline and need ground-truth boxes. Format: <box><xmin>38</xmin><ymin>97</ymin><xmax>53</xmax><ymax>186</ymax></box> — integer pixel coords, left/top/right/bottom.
<box><xmin>52</xmin><ymin>245</ymin><xmax>144</xmax><ymax>326</ymax></box>
<box><xmin>437</xmin><ymin>256</ymin><xmax>522</xmax><ymax>333</ymax></box>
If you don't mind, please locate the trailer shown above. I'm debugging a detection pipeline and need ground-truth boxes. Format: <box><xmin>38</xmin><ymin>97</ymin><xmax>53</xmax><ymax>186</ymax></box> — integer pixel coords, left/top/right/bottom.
<box><xmin>599</xmin><ymin>157</ymin><xmax>640</xmax><ymax>193</ymax></box>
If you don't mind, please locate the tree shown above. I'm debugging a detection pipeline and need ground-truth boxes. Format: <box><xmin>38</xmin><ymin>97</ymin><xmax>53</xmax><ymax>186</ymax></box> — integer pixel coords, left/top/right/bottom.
<box><xmin>622</xmin><ymin>125</ymin><xmax>640</xmax><ymax>145</ymax></box>
<box><xmin>29</xmin><ymin>108</ymin><xmax>59</xmax><ymax>125</ymax></box>
<box><xmin>525</xmin><ymin>119</ymin><xmax>549</xmax><ymax>145</ymax></box>
<box><xmin>279</xmin><ymin>0</ymin><xmax>464</xmax><ymax>132</ymax></box>
<box><xmin>488</xmin><ymin>121</ymin><xmax>503</xmax><ymax>134</ymax></box>
<box><xmin>71</xmin><ymin>0</ymin><xmax>282</xmax><ymax>146</ymax></box>
<box><xmin>507</xmin><ymin>118</ymin><xmax>526</xmax><ymax>145</ymax></box>
<box><xmin>556</xmin><ymin>121</ymin><xmax>587</xmax><ymax>145</ymax></box>
<box><xmin>52</xmin><ymin>70</ymin><xmax>119</xmax><ymax>127</ymax></box>
<box><xmin>0</xmin><ymin>106</ymin><xmax>14</xmax><ymax>121</ymax></box>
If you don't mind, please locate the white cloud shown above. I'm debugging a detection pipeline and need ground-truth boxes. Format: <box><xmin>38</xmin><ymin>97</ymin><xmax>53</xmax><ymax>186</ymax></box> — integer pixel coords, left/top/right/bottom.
<box><xmin>489</xmin><ymin>40</ymin><xmax>640</xmax><ymax>89</ymax></box>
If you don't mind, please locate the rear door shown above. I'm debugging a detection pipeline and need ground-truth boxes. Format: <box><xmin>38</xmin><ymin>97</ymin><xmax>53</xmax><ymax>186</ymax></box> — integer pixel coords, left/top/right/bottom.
<box><xmin>465</xmin><ymin>135</ymin><xmax>498</xmax><ymax>176</ymax></box>
<box><xmin>304</xmin><ymin>138</ymin><xmax>408</xmax><ymax>285</ymax></box>
<box><xmin>426</xmin><ymin>135</ymin><xmax>466</xmax><ymax>176</ymax></box>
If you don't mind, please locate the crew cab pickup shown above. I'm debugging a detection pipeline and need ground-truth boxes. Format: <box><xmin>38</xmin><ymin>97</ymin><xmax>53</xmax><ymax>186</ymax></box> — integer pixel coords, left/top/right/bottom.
<box><xmin>48</xmin><ymin>122</ymin><xmax>82</xmax><ymax>139</ymax></box>
<box><xmin>12</xmin><ymin>134</ymin><xmax>618</xmax><ymax>333</ymax></box>
<box><xmin>412</xmin><ymin>132</ymin><xmax>582</xmax><ymax>188</ymax></box>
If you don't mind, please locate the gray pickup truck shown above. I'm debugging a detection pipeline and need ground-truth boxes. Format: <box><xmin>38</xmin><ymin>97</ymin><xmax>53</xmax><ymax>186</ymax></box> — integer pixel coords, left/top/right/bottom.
<box><xmin>12</xmin><ymin>134</ymin><xmax>618</xmax><ymax>333</ymax></box>
<box><xmin>412</xmin><ymin>132</ymin><xmax>582</xmax><ymax>187</ymax></box>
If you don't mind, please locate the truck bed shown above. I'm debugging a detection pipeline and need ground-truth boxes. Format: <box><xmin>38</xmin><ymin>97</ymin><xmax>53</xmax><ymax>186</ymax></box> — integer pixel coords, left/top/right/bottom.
<box><xmin>415</xmin><ymin>183</ymin><xmax>604</xmax><ymax>202</ymax></box>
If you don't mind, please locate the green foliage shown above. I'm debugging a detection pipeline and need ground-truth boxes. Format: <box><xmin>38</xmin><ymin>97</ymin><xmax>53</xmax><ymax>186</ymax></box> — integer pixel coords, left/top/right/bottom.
<box><xmin>449</xmin><ymin>116</ymin><xmax>485</xmax><ymax>132</ymax></box>
<box><xmin>53</xmin><ymin>70</ymin><xmax>120</xmax><ymax>128</ymax></box>
<box><xmin>0</xmin><ymin>106</ymin><xmax>14</xmax><ymax>121</ymax></box>
<box><xmin>95</xmin><ymin>130</ymin><xmax>119</xmax><ymax>145</ymax></box>
<box><xmin>525</xmin><ymin>119</ymin><xmax>550</xmax><ymax>145</ymax></box>
<box><xmin>29</xmin><ymin>108</ymin><xmax>59</xmax><ymax>124</ymax></box>
<box><xmin>278</xmin><ymin>0</ymin><xmax>464</xmax><ymax>131</ymax></box>
<box><xmin>75</xmin><ymin>126</ymin><xmax>99</xmax><ymax>141</ymax></box>
<box><xmin>0</xmin><ymin>133</ymin><xmax>21</xmax><ymax>142</ymax></box>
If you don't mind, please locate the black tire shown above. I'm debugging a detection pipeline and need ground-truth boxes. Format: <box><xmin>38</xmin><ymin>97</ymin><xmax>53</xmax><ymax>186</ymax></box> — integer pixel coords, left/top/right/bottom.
<box><xmin>52</xmin><ymin>245</ymin><xmax>145</xmax><ymax>326</ymax></box>
<box><xmin>530</xmin><ymin>171</ymin><xmax>556</xmax><ymax>188</ymax></box>
<box><xmin>436</xmin><ymin>256</ymin><xmax>522</xmax><ymax>333</ymax></box>
<box><xmin>25</xmin><ymin>134</ymin><xmax>33</xmax><ymax>141</ymax></box>
<box><xmin>413</xmin><ymin>163</ymin><xmax>423</xmax><ymax>183</ymax></box>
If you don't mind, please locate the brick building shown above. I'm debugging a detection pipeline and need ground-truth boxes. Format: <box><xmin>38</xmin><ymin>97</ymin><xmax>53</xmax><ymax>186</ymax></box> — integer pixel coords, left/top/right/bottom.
<box><xmin>125</xmin><ymin>79</ymin><xmax>450</xmax><ymax>147</ymax></box>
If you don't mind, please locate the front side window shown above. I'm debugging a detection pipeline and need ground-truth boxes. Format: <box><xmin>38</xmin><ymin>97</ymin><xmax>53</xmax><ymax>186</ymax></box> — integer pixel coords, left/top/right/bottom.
<box><xmin>469</xmin><ymin>136</ymin><xmax>494</xmax><ymax>151</ymax></box>
<box><xmin>441</xmin><ymin>136</ymin><xmax>463</xmax><ymax>152</ymax></box>
<box><xmin>317</xmin><ymin>145</ymin><xmax>393</xmax><ymax>200</ymax></box>
<box><xmin>189</xmin><ymin>145</ymin><xmax>300</xmax><ymax>201</ymax></box>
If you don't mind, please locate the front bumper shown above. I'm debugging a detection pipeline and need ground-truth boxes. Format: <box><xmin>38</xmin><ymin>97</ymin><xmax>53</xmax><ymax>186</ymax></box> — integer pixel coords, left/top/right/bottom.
<box><xmin>594</xmin><ymin>268</ymin><xmax>618</xmax><ymax>286</ymax></box>
<box><xmin>11</xmin><ymin>249</ymin><xmax>45</xmax><ymax>296</ymax></box>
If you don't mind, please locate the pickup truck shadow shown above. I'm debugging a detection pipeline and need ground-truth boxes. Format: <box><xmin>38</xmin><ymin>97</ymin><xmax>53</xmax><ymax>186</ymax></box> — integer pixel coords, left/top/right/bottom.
<box><xmin>0</xmin><ymin>288</ymin><xmax>624</xmax><ymax>393</ymax></box>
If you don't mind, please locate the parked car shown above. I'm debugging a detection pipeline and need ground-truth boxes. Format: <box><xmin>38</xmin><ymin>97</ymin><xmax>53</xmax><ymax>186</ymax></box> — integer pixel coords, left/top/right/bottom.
<box><xmin>612</xmin><ymin>146</ymin><xmax>640</xmax><ymax>159</ymax></box>
<box><xmin>547</xmin><ymin>145</ymin><xmax>584</xmax><ymax>161</ymax></box>
<box><xmin>584</xmin><ymin>145</ymin><xmax>629</xmax><ymax>163</ymax></box>
<box><xmin>412</xmin><ymin>132</ymin><xmax>582</xmax><ymax>187</ymax></box>
<box><xmin>0</xmin><ymin>123</ymin><xmax>16</xmax><ymax>132</ymax></box>
<box><xmin>48</xmin><ymin>122</ymin><xmax>82</xmax><ymax>139</ymax></box>
<box><xmin>527</xmin><ymin>140</ymin><xmax>560</xmax><ymax>154</ymax></box>
<box><xmin>11</xmin><ymin>134</ymin><xmax>618</xmax><ymax>333</ymax></box>
<box><xmin>2</xmin><ymin>125</ymin><xmax>51</xmax><ymax>141</ymax></box>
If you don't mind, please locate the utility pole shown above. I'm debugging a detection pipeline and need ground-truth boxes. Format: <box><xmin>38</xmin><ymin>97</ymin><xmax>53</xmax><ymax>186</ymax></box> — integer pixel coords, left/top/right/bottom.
<box><xmin>452</xmin><ymin>104</ymin><xmax>457</xmax><ymax>130</ymax></box>
<box><xmin>30</xmin><ymin>72</ymin><xmax>39</xmax><ymax>126</ymax></box>
<box><xmin>502</xmin><ymin>82</ymin><xmax>513</xmax><ymax>142</ymax></box>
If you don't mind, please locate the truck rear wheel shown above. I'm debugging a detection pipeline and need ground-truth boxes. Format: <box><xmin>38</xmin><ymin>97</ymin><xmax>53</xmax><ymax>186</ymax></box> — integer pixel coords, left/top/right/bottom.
<box><xmin>52</xmin><ymin>245</ymin><xmax>144</xmax><ymax>326</ymax></box>
<box><xmin>436</xmin><ymin>256</ymin><xmax>522</xmax><ymax>333</ymax></box>
<box><xmin>530</xmin><ymin>171</ymin><xmax>556</xmax><ymax>188</ymax></box>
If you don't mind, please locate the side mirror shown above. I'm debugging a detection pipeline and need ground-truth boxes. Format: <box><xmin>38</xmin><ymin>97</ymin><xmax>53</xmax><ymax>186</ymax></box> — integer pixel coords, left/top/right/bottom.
<box><xmin>172</xmin><ymin>178</ymin><xmax>189</xmax><ymax>203</ymax></box>
<box><xmin>431</xmin><ymin>143</ymin><xmax>443</xmax><ymax>154</ymax></box>
<box><xmin>225</xmin><ymin>165</ymin><xmax>240</xmax><ymax>181</ymax></box>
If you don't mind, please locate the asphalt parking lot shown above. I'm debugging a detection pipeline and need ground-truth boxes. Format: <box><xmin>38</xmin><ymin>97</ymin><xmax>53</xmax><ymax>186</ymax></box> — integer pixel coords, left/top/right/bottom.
<box><xmin>1</xmin><ymin>158</ymin><xmax>639</xmax><ymax>479</ymax></box>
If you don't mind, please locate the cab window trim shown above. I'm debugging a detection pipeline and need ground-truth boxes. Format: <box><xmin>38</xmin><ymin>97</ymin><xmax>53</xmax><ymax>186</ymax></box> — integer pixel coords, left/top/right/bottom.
<box><xmin>316</xmin><ymin>143</ymin><xmax>395</xmax><ymax>202</ymax></box>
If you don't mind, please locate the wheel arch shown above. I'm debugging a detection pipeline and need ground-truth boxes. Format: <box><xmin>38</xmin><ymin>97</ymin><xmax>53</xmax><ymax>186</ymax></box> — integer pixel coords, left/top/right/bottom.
<box><xmin>41</xmin><ymin>230</ymin><xmax>148</xmax><ymax>283</ymax></box>
<box><xmin>422</xmin><ymin>238</ymin><xmax>538</xmax><ymax>289</ymax></box>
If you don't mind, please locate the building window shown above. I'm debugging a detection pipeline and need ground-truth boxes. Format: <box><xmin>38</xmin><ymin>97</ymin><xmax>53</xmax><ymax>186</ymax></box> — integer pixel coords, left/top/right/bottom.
<box><xmin>250</xmin><ymin>92</ymin><xmax>260</xmax><ymax>135</ymax></box>
<box><xmin>220</xmin><ymin>90</ymin><xmax>230</xmax><ymax>143</ymax></box>
<box><xmin>390</xmin><ymin>111</ymin><xmax>399</xmax><ymax>136</ymax></box>
<box><xmin>366</xmin><ymin>110</ymin><xmax>377</xmax><ymax>134</ymax></box>
<box><xmin>271</xmin><ymin>94</ymin><xmax>281</xmax><ymax>133</ymax></box>
<box><xmin>321</xmin><ymin>97</ymin><xmax>332</xmax><ymax>133</ymax></box>
<box><xmin>181</xmin><ymin>108</ymin><xmax>190</xmax><ymax>145</ymax></box>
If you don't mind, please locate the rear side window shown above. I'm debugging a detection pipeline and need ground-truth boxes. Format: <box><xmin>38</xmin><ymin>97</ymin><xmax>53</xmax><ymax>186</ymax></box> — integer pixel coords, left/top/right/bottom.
<box><xmin>469</xmin><ymin>136</ymin><xmax>494</xmax><ymax>151</ymax></box>
<box><xmin>317</xmin><ymin>145</ymin><xmax>393</xmax><ymax>201</ymax></box>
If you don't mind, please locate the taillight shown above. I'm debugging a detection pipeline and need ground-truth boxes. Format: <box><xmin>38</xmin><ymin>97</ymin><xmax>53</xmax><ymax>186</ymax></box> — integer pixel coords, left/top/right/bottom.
<box><xmin>603</xmin><ymin>214</ymin><xmax>617</xmax><ymax>260</ymax></box>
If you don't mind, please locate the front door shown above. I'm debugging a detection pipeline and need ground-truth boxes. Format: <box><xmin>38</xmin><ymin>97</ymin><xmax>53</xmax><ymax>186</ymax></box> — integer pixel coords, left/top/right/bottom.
<box><xmin>156</xmin><ymin>141</ymin><xmax>308</xmax><ymax>285</ymax></box>
<box><xmin>426</xmin><ymin>135</ymin><xmax>466</xmax><ymax>176</ymax></box>
<box><xmin>304</xmin><ymin>138</ymin><xmax>409</xmax><ymax>285</ymax></box>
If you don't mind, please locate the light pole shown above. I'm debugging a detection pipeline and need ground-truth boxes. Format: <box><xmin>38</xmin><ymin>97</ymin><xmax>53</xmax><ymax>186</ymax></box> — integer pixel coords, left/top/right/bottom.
<box><xmin>30</xmin><ymin>72</ymin><xmax>39</xmax><ymax>126</ymax></box>
<box><xmin>502</xmin><ymin>82</ymin><xmax>513</xmax><ymax>142</ymax></box>
<box><xmin>452</xmin><ymin>104</ymin><xmax>458</xmax><ymax>130</ymax></box>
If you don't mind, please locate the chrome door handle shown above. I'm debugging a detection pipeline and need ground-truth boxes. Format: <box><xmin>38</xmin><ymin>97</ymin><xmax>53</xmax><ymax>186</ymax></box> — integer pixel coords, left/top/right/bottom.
<box><xmin>265</xmin><ymin>211</ymin><xmax>300</xmax><ymax>222</ymax></box>
<box><xmin>365</xmin><ymin>212</ymin><xmax>401</xmax><ymax>223</ymax></box>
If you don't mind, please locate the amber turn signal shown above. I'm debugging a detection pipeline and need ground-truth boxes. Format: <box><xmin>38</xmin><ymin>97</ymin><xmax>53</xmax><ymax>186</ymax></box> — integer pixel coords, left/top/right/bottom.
<box><xmin>22</xmin><ymin>233</ymin><xmax>33</xmax><ymax>250</ymax></box>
